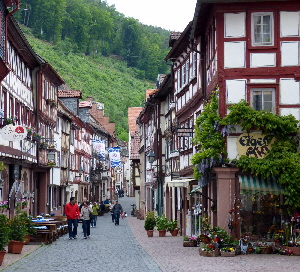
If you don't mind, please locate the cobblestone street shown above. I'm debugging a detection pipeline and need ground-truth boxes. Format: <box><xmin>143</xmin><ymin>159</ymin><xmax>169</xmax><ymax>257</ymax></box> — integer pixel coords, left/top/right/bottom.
<box><xmin>1</xmin><ymin>197</ymin><xmax>300</xmax><ymax>272</ymax></box>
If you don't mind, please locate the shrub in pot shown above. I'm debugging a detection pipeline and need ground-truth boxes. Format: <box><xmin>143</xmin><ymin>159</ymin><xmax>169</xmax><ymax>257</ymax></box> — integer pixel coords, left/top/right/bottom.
<box><xmin>0</xmin><ymin>214</ymin><xmax>9</xmax><ymax>265</ymax></box>
<box><xmin>144</xmin><ymin>211</ymin><xmax>156</xmax><ymax>236</ymax></box>
<box><xmin>7</xmin><ymin>212</ymin><xmax>28</xmax><ymax>253</ymax></box>
<box><xmin>156</xmin><ymin>214</ymin><xmax>169</xmax><ymax>236</ymax></box>
<box><xmin>168</xmin><ymin>219</ymin><xmax>179</xmax><ymax>236</ymax></box>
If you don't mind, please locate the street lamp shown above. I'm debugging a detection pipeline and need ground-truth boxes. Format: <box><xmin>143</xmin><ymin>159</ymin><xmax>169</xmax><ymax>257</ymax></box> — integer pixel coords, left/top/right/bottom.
<box><xmin>147</xmin><ymin>150</ymin><xmax>155</xmax><ymax>165</ymax></box>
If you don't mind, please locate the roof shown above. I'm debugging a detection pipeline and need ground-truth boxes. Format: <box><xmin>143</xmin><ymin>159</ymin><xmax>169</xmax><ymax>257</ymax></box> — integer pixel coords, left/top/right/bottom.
<box><xmin>58</xmin><ymin>90</ymin><xmax>82</xmax><ymax>98</ymax></box>
<box><xmin>128</xmin><ymin>107</ymin><xmax>143</xmax><ymax>135</ymax></box>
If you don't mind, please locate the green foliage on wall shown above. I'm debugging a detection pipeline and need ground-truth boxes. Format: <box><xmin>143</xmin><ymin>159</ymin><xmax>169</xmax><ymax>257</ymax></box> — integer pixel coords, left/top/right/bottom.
<box><xmin>192</xmin><ymin>93</ymin><xmax>300</xmax><ymax>210</ymax></box>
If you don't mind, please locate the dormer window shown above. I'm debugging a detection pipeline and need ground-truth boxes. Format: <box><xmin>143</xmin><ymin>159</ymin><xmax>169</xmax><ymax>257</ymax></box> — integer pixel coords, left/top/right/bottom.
<box><xmin>252</xmin><ymin>12</ymin><xmax>274</xmax><ymax>46</ymax></box>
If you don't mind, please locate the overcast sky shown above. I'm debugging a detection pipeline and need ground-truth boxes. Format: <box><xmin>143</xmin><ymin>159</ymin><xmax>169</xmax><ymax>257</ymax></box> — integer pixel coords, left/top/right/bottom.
<box><xmin>105</xmin><ymin>0</ymin><xmax>197</xmax><ymax>32</ymax></box>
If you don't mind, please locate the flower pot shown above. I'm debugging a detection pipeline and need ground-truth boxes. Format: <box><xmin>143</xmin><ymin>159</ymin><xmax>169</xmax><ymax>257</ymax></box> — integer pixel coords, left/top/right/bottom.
<box><xmin>171</xmin><ymin>229</ymin><xmax>179</xmax><ymax>236</ymax></box>
<box><xmin>158</xmin><ymin>230</ymin><xmax>166</xmax><ymax>237</ymax></box>
<box><xmin>146</xmin><ymin>230</ymin><xmax>154</xmax><ymax>237</ymax></box>
<box><xmin>24</xmin><ymin>235</ymin><xmax>31</xmax><ymax>245</ymax></box>
<box><xmin>220</xmin><ymin>250</ymin><xmax>236</xmax><ymax>257</ymax></box>
<box><xmin>8</xmin><ymin>240</ymin><xmax>24</xmax><ymax>254</ymax></box>
<box><xmin>183</xmin><ymin>240</ymin><xmax>197</xmax><ymax>247</ymax></box>
<box><xmin>199</xmin><ymin>248</ymin><xmax>220</xmax><ymax>257</ymax></box>
<box><xmin>0</xmin><ymin>250</ymin><xmax>6</xmax><ymax>266</ymax></box>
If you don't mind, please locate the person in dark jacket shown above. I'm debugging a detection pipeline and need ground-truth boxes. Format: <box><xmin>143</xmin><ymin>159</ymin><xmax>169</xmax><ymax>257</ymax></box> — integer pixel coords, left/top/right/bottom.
<box><xmin>112</xmin><ymin>200</ymin><xmax>123</xmax><ymax>225</ymax></box>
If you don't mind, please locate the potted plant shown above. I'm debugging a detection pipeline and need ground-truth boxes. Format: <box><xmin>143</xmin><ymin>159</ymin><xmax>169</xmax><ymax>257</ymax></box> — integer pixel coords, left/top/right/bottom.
<box><xmin>168</xmin><ymin>219</ymin><xmax>179</xmax><ymax>236</ymax></box>
<box><xmin>155</xmin><ymin>214</ymin><xmax>169</xmax><ymax>237</ymax></box>
<box><xmin>144</xmin><ymin>211</ymin><xmax>156</xmax><ymax>237</ymax></box>
<box><xmin>22</xmin><ymin>199</ymin><xmax>28</xmax><ymax>209</ymax></box>
<box><xmin>0</xmin><ymin>214</ymin><xmax>9</xmax><ymax>265</ymax></box>
<box><xmin>19</xmin><ymin>212</ymin><xmax>36</xmax><ymax>244</ymax></box>
<box><xmin>183</xmin><ymin>236</ymin><xmax>198</xmax><ymax>247</ymax></box>
<box><xmin>8</xmin><ymin>212</ymin><xmax>28</xmax><ymax>253</ymax></box>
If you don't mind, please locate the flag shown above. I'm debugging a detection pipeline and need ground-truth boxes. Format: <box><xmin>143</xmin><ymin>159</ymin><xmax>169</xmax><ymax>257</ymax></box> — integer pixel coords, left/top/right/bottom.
<box><xmin>108</xmin><ymin>147</ymin><xmax>122</xmax><ymax>168</ymax></box>
<box><xmin>92</xmin><ymin>139</ymin><xmax>106</xmax><ymax>160</ymax></box>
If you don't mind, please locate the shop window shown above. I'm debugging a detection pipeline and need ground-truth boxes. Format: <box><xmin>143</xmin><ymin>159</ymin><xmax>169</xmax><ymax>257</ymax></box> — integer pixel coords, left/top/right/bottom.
<box><xmin>240</xmin><ymin>192</ymin><xmax>286</xmax><ymax>237</ymax></box>
<box><xmin>252</xmin><ymin>12</ymin><xmax>274</xmax><ymax>46</ymax></box>
<box><xmin>251</xmin><ymin>88</ymin><xmax>275</xmax><ymax>113</ymax></box>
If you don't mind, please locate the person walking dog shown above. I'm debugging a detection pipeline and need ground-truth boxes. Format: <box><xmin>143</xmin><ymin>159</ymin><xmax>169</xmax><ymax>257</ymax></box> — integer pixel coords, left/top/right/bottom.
<box><xmin>112</xmin><ymin>200</ymin><xmax>123</xmax><ymax>225</ymax></box>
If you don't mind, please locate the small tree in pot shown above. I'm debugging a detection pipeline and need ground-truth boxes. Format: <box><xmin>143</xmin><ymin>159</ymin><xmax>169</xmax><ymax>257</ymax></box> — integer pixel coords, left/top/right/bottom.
<box><xmin>0</xmin><ymin>214</ymin><xmax>9</xmax><ymax>265</ymax></box>
<box><xmin>144</xmin><ymin>211</ymin><xmax>156</xmax><ymax>237</ymax></box>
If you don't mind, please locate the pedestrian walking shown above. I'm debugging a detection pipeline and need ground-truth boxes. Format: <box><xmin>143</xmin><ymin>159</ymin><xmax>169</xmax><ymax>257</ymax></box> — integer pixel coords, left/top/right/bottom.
<box><xmin>112</xmin><ymin>200</ymin><xmax>123</xmax><ymax>225</ymax></box>
<box><xmin>91</xmin><ymin>202</ymin><xmax>99</xmax><ymax>227</ymax></box>
<box><xmin>64</xmin><ymin>197</ymin><xmax>80</xmax><ymax>240</ymax></box>
<box><xmin>80</xmin><ymin>201</ymin><xmax>92</xmax><ymax>239</ymax></box>
<box><xmin>110</xmin><ymin>201</ymin><xmax>115</xmax><ymax>223</ymax></box>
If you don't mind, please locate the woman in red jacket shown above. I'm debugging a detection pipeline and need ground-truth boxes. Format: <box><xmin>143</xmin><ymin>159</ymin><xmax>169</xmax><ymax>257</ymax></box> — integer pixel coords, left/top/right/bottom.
<box><xmin>64</xmin><ymin>197</ymin><xmax>80</xmax><ymax>240</ymax></box>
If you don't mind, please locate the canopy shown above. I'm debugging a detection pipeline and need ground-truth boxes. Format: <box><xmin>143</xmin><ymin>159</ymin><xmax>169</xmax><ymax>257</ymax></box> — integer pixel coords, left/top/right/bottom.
<box><xmin>239</xmin><ymin>175</ymin><xmax>284</xmax><ymax>194</ymax></box>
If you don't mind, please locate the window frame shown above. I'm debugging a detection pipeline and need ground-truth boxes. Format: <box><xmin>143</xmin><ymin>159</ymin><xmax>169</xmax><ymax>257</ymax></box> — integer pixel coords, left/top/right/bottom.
<box><xmin>251</xmin><ymin>12</ymin><xmax>274</xmax><ymax>47</ymax></box>
<box><xmin>250</xmin><ymin>87</ymin><xmax>276</xmax><ymax>113</ymax></box>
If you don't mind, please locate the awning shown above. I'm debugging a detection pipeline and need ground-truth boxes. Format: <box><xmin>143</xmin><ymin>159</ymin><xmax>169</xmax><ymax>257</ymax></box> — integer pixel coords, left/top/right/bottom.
<box><xmin>167</xmin><ymin>178</ymin><xmax>194</xmax><ymax>188</ymax></box>
<box><xmin>190</xmin><ymin>186</ymin><xmax>202</xmax><ymax>194</ymax></box>
<box><xmin>239</xmin><ymin>175</ymin><xmax>284</xmax><ymax>194</ymax></box>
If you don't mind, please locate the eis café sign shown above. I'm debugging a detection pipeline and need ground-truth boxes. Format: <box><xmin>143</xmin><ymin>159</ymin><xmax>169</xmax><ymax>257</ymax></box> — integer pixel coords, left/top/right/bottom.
<box><xmin>237</xmin><ymin>133</ymin><xmax>274</xmax><ymax>159</ymax></box>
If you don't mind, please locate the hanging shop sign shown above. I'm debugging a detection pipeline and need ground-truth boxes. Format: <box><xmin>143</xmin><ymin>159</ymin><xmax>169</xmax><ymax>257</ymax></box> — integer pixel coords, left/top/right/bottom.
<box><xmin>0</xmin><ymin>124</ymin><xmax>27</xmax><ymax>141</ymax></box>
<box><xmin>176</xmin><ymin>128</ymin><xmax>193</xmax><ymax>137</ymax></box>
<box><xmin>237</xmin><ymin>133</ymin><xmax>275</xmax><ymax>159</ymax></box>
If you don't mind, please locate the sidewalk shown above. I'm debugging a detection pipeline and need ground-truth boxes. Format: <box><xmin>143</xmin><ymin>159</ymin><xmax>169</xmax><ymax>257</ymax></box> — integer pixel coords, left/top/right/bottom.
<box><xmin>126</xmin><ymin>215</ymin><xmax>300</xmax><ymax>272</ymax></box>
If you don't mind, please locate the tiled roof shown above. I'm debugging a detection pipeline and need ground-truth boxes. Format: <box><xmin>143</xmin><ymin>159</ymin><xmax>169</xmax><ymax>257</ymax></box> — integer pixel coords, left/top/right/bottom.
<box><xmin>128</xmin><ymin>107</ymin><xmax>143</xmax><ymax>135</ymax></box>
<box><xmin>58</xmin><ymin>90</ymin><xmax>82</xmax><ymax>98</ymax></box>
<box><xmin>146</xmin><ymin>89</ymin><xmax>156</xmax><ymax>99</ymax></box>
<box><xmin>79</xmin><ymin>101</ymin><xmax>92</xmax><ymax>108</ymax></box>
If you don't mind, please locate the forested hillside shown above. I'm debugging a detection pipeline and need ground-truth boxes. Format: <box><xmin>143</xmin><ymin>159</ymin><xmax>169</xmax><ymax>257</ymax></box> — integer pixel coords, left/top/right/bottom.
<box><xmin>14</xmin><ymin>0</ymin><xmax>171</xmax><ymax>81</ymax></box>
<box><xmin>13</xmin><ymin>0</ymin><xmax>174</xmax><ymax>141</ymax></box>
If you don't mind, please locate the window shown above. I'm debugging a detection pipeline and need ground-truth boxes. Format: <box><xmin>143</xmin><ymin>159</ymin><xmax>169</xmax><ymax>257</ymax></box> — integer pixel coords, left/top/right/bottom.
<box><xmin>252</xmin><ymin>13</ymin><xmax>273</xmax><ymax>46</ymax></box>
<box><xmin>251</xmin><ymin>88</ymin><xmax>275</xmax><ymax>112</ymax></box>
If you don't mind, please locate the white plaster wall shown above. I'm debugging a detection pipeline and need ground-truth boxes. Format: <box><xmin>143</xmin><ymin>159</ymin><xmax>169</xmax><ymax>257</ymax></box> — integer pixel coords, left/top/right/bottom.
<box><xmin>226</xmin><ymin>79</ymin><xmax>246</xmax><ymax>104</ymax></box>
<box><xmin>281</xmin><ymin>42</ymin><xmax>299</xmax><ymax>66</ymax></box>
<box><xmin>224</xmin><ymin>12</ymin><xmax>246</xmax><ymax>38</ymax></box>
<box><xmin>280</xmin><ymin>78</ymin><xmax>300</xmax><ymax>104</ymax></box>
<box><xmin>227</xmin><ymin>136</ymin><xmax>239</xmax><ymax>161</ymax></box>
<box><xmin>280</xmin><ymin>11</ymin><xmax>300</xmax><ymax>37</ymax></box>
<box><xmin>224</xmin><ymin>42</ymin><xmax>245</xmax><ymax>68</ymax></box>
<box><xmin>280</xmin><ymin>108</ymin><xmax>300</xmax><ymax>120</ymax></box>
<box><xmin>249</xmin><ymin>79</ymin><xmax>276</xmax><ymax>84</ymax></box>
<box><xmin>250</xmin><ymin>53</ymin><xmax>276</xmax><ymax>67</ymax></box>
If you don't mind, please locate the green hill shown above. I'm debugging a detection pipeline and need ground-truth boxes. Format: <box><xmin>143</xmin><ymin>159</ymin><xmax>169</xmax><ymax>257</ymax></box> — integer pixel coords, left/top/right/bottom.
<box><xmin>21</xmin><ymin>26</ymin><xmax>155</xmax><ymax>141</ymax></box>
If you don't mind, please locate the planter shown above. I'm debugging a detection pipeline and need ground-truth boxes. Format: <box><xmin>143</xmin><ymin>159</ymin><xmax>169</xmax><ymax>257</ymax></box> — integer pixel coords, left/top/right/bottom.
<box><xmin>23</xmin><ymin>235</ymin><xmax>31</xmax><ymax>245</ymax></box>
<box><xmin>0</xmin><ymin>251</ymin><xmax>6</xmax><ymax>266</ymax></box>
<box><xmin>183</xmin><ymin>240</ymin><xmax>197</xmax><ymax>247</ymax></box>
<box><xmin>220</xmin><ymin>250</ymin><xmax>236</xmax><ymax>257</ymax></box>
<box><xmin>158</xmin><ymin>230</ymin><xmax>166</xmax><ymax>237</ymax></box>
<box><xmin>146</xmin><ymin>230</ymin><xmax>154</xmax><ymax>237</ymax></box>
<box><xmin>171</xmin><ymin>229</ymin><xmax>179</xmax><ymax>236</ymax></box>
<box><xmin>8</xmin><ymin>240</ymin><xmax>24</xmax><ymax>254</ymax></box>
<box><xmin>281</xmin><ymin>246</ymin><xmax>300</xmax><ymax>256</ymax></box>
<box><xmin>199</xmin><ymin>248</ymin><xmax>220</xmax><ymax>257</ymax></box>
<box><xmin>259</xmin><ymin>246</ymin><xmax>273</xmax><ymax>254</ymax></box>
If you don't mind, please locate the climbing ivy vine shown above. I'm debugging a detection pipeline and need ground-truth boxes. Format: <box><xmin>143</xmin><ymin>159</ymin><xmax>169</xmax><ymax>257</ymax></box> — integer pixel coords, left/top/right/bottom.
<box><xmin>192</xmin><ymin>93</ymin><xmax>300</xmax><ymax>210</ymax></box>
